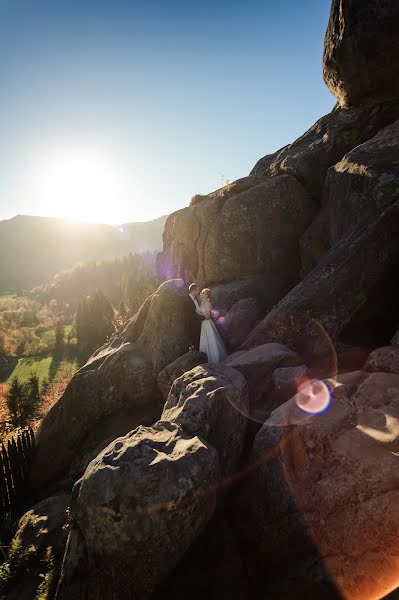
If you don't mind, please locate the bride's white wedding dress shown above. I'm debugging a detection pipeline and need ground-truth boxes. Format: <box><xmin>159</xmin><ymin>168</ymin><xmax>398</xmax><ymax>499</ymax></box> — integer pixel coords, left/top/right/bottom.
<box><xmin>198</xmin><ymin>300</ymin><xmax>227</xmax><ymax>363</ymax></box>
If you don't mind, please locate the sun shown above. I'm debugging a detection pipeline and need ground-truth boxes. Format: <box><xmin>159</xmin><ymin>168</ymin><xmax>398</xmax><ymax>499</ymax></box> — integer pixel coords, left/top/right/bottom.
<box><xmin>31</xmin><ymin>145</ymin><xmax>133</xmax><ymax>224</ymax></box>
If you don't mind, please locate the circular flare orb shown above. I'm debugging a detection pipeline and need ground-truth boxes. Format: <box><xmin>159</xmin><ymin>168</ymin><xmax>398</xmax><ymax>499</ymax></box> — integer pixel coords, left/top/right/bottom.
<box><xmin>295</xmin><ymin>379</ymin><xmax>331</xmax><ymax>414</ymax></box>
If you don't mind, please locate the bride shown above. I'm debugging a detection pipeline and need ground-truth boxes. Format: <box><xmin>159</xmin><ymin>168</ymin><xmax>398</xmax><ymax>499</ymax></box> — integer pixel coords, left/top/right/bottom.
<box><xmin>198</xmin><ymin>288</ymin><xmax>227</xmax><ymax>363</ymax></box>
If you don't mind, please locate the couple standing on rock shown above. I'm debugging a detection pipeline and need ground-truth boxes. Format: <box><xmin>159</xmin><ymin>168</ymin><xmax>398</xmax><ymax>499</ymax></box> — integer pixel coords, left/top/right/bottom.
<box><xmin>185</xmin><ymin>282</ymin><xmax>227</xmax><ymax>363</ymax></box>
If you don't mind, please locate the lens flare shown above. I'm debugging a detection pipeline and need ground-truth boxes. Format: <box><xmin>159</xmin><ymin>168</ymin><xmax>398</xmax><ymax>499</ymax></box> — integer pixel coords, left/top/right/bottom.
<box><xmin>158</xmin><ymin>261</ymin><xmax>175</xmax><ymax>280</ymax></box>
<box><xmin>294</xmin><ymin>379</ymin><xmax>331</xmax><ymax>414</ymax></box>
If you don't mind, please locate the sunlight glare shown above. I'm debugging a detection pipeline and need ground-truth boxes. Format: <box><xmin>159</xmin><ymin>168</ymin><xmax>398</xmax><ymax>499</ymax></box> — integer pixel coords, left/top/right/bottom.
<box><xmin>31</xmin><ymin>145</ymin><xmax>135</xmax><ymax>224</ymax></box>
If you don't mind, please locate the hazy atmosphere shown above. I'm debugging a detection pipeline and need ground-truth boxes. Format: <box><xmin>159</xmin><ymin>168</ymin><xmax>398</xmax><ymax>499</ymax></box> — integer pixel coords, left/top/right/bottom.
<box><xmin>2</xmin><ymin>1</ymin><xmax>399</xmax><ymax>599</ymax></box>
<box><xmin>0</xmin><ymin>0</ymin><xmax>333</xmax><ymax>224</ymax></box>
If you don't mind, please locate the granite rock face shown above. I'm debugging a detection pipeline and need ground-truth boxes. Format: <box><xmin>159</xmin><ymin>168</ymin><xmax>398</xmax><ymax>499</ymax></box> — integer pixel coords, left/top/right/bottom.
<box><xmin>323</xmin><ymin>0</ymin><xmax>399</xmax><ymax>107</ymax></box>
<box><xmin>216</xmin><ymin>297</ymin><xmax>261</xmax><ymax>351</ymax></box>
<box><xmin>243</xmin><ymin>122</ymin><xmax>399</xmax><ymax>372</ymax></box>
<box><xmin>63</xmin><ymin>422</ymin><xmax>219</xmax><ymax>599</ymax></box>
<box><xmin>223</xmin><ymin>343</ymin><xmax>302</xmax><ymax>422</ymax></box>
<box><xmin>158</xmin><ymin>175</ymin><xmax>316</xmax><ymax>288</ymax></box>
<box><xmin>237</xmin><ymin>370</ymin><xmax>399</xmax><ymax>600</ymax></box>
<box><xmin>326</xmin><ymin>120</ymin><xmax>399</xmax><ymax>245</ymax></box>
<box><xmin>24</xmin><ymin>2</ymin><xmax>399</xmax><ymax>597</ymax></box>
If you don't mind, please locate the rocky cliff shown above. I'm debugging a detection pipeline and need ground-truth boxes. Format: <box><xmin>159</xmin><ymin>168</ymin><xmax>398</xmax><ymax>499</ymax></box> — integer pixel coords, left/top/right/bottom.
<box><xmin>5</xmin><ymin>2</ymin><xmax>399</xmax><ymax>599</ymax></box>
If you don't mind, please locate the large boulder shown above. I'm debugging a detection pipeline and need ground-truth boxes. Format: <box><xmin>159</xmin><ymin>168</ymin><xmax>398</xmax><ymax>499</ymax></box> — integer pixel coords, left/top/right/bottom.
<box><xmin>210</xmin><ymin>273</ymin><xmax>296</xmax><ymax>316</ymax></box>
<box><xmin>327</xmin><ymin>120</ymin><xmax>399</xmax><ymax>245</ymax></box>
<box><xmin>223</xmin><ymin>343</ymin><xmax>302</xmax><ymax>423</ymax></box>
<box><xmin>62</xmin><ymin>421</ymin><xmax>219</xmax><ymax>599</ymax></box>
<box><xmin>251</xmin><ymin>101</ymin><xmax>399</xmax><ymax>201</ymax></box>
<box><xmin>238</xmin><ymin>371</ymin><xmax>399</xmax><ymax>599</ymax></box>
<box><xmin>365</xmin><ymin>346</ymin><xmax>399</xmax><ymax>375</ymax></box>
<box><xmin>163</xmin><ymin>364</ymin><xmax>248</xmax><ymax>475</ymax></box>
<box><xmin>157</xmin><ymin>351</ymin><xmax>208</xmax><ymax>401</ymax></box>
<box><xmin>272</xmin><ymin>364</ymin><xmax>308</xmax><ymax>400</ymax></box>
<box><xmin>92</xmin><ymin>279</ymin><xmax>202</xmax><ymax>374</ymax></box>
<box><xmin>323</xmin><ymin>0</ymin><xmax>399</xmax><ymax>108</ymax></box>
<box><xmin>30</xmin><ymin>343</ymin><xmax>157</xmax><ymax>493</ymax></box>
<box><xmin>158</xmin><ymin>175</ymin><xmax>316</xmax><ymax>287</ymax></box>
<box><xmin>133</xmin><ymin>279</ymin><xmax>202</xmax><ymax>373</ymax></box>
<box><xmin>215</xmin><ymin>297</ymin><xmax>261</xmax><ymax>350</ymax></box>
<box><xmin>30</xmin><ymin>279</ymin><xmax>205</xmax><ymax>492</ymax></box>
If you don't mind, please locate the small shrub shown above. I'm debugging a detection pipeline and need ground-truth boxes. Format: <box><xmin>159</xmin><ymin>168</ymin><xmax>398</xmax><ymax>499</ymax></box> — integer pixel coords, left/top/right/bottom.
<box><xmin>190</xmin><ymin>193</ymin><xmax>208</xmax><ymax>206</ymax></box>
<box><xmin>0</xmin><ymin>532</ymin><xmax>38</xmax><ymax>596</ymax></box>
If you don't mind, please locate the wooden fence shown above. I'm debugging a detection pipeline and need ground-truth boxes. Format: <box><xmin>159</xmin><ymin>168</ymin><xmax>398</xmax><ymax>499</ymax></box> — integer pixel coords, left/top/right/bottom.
<box><xmin>0</xmin><ymin>427</ymin><xmax>35</xmax><ymax>515</ymax></box>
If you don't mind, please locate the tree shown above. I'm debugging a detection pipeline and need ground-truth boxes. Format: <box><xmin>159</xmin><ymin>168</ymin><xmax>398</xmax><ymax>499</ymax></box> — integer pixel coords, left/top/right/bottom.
<box><xmin>16</xmin><ymin>339</ymin><xmax>25</xmax><ymax>356</ymax></box>
<box><xmin>6</xmin><ymin>374</ymin><xmax>40</xmax><ymax>427</ymax></box>
<box><xmin>75</xmin><ymin>290</ymin><xmax>114</xmax><ymax>355</ymax></box>
<box><xmin>27</xmin><ymin>373</ymin><xmax>40</xmax><ymax>406</ymax></box>
<box><xmin>6</xmin><ymin>377</ymin><xmax>24</xmax><ymax>425</ymax></box>
<box><xmin>55</xmin><ymin>320</ymin><xmax>64</xmax><ymax>351</ymax></box>
<box><xmin>75</xmin><ymin>296</ymin><xmax>89</xmax><ymax>349</ymax></box>
<box><xmin>0</xmin><ymin>334</ymin><xmax>5</xmax><ymax>355</ymax></box>
<box><xmin>41</xmin><ymin>377</ymin><xmax>50</xmax><ymax>398</ymax></box>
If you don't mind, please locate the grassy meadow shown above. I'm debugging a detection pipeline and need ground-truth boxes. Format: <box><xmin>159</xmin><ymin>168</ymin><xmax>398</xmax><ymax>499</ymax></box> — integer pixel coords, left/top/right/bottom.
<box><xmin>5</xmin><ymin>349</ymin><xmax>80</xmax><ymax>385</ymax></box>
<box><xmin>0</xmin><ymin>294</ymin><xmax>81</xmax><ymax>385</ymax></box>
<box><xmin>0</xmin><ymin>294</ymin><xmax>17</xmax><ymax>304</ymax></box>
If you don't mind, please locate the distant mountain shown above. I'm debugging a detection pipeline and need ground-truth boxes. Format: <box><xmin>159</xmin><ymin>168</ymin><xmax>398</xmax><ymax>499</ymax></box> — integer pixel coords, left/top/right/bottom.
<box><xmin>0</xmin><ymin>214</ymin><xmax>167</xmax><ymax>293</ymax></box>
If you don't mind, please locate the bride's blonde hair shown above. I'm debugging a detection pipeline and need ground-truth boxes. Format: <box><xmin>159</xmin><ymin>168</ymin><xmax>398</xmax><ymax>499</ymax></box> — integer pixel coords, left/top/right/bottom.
<box><xmin>201</xmin><ymin>288</ymin><xmax>211</xmax><ymax>299</ymax></box>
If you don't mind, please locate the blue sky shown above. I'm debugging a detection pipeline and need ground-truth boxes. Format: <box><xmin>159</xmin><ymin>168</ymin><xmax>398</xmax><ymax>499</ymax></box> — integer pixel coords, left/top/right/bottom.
<box><xmin>0</xmin><ymin>0</ymin><xmax>334</xmax><ymax>224</ymax></box>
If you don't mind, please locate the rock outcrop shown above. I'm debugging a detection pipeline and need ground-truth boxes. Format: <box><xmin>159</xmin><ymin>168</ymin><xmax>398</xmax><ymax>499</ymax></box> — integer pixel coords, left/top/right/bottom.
<box><xmin>17</xmin><ymin>1</ymin><xmax>399</xmax><ymax>598</ymax></box>
<box><xmin>30</xmin><ymin>280</ymin><xmax>209</xmax><ymax>492</ymax></box>
<box><xmin>272</xmin><ymin>364</ymin><xmax>308</xmax><ymax>399</ymax></box>
<box><xmin>251</xmin><ymin>101</ymin><xmax>399</xmax><ymax>201</ymax></box>
<box><xmin>157</xmin><ymin>351</ymin><xmax>208</xmax><ymax>400</ymax></box>
<box><xmin>323</xmin><ymin>0</ymin><xmax>399</xmax><ymax>108</ymax></box>
<box><xmin>158</xmin><ymin>175</ymin><xmax>316</xmax><ymax>288</ymax></box>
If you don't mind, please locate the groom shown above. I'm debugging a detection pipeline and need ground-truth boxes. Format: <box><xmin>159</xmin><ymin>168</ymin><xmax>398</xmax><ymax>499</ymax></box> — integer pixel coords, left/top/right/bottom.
<box><xmin>184</xmin><ymin>282</ymin><xmax>204</xmax><ymax>350</ymax></box>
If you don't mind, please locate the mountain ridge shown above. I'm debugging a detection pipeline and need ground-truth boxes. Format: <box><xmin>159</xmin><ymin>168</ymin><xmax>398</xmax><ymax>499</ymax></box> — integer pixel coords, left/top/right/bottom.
<box><xmin>0</xmin><ymin>213</ymin><xmax>167</xmax><ymax>293</ymax></box>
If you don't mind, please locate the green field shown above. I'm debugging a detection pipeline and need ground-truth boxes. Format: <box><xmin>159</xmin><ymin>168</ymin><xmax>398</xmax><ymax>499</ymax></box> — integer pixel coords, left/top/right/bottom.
<box><xmin>38</xmin><ymin>324</ymin><xmax>73</xmax><ymax>344</ymax></box>
<box><xmin>1</xmin><ymin>290</ymin><xmax>78</xmax><ymax>384</ymax></box>
<box><xmin>5</xmin><ymin>351</ymin><xmax>80</xmax><ymax>384</ymax></box>
<box><xmin>0</xmin><ymin>293</ymin><xmax>18</xmax><ymax>304</ymax></box>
